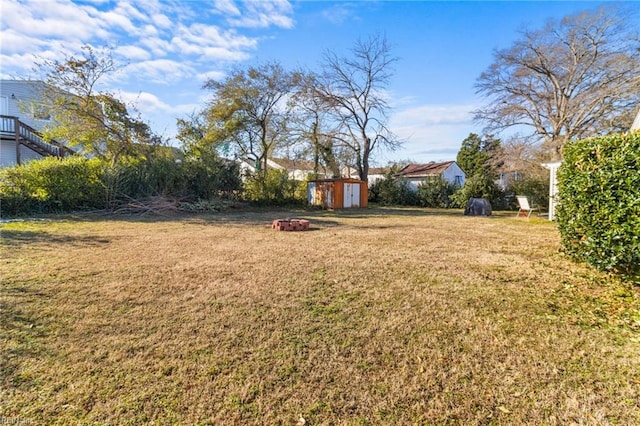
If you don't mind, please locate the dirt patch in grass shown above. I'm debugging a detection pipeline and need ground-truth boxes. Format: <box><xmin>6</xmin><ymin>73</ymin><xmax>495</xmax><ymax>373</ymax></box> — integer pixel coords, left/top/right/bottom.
<box><xmin>1</xmin><ymin>208</ymin><xmax>639</xmax><ymax>424</ymax></box>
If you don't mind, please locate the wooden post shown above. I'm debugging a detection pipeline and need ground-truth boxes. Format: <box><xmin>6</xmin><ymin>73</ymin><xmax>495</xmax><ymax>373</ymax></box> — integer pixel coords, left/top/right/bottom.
<box><xmin>14</xmin><ymin>117</ymin><xmax>21</xmax><ymax>165</ymax></box>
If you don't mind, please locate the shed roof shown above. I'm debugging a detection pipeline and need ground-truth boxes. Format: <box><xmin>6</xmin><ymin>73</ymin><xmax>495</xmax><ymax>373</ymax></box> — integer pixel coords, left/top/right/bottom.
<box><xmin>395</xmin><ymin>161</ymin><xmax>455</xmax><ymax>178</ymax></box>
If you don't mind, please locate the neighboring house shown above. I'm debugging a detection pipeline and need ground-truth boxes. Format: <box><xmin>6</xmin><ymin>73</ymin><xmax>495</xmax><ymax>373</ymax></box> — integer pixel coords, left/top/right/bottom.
<box><xmin>269</xmin><ymin>157</ymin><xmax>326</xmax><ymax>181</ymax></box>
<box><xmin>394</xmin><ymin>161</ymin><xmax>466</xmax><ymax>190</ymax></box>
<box><xmin>0</xmin><ymin>79</ymin><xmax>72</xmax><ymax>167</ymax></box>
<box><xmin>496</xmin><ymin>169</ymin><xmax>521</xmax><ymax>190</ymax></box>
<box><xmin>345</xmin><ymin>166</ymin><xmax>389</xmax><ymax>186</ymax></box>
<box><xmin>367</xmin><ymin>167</ymin><xmax>389</xmax><ymax>186</ymax></box>
<box><xmin>237</xmin><ymin>157</ymin><xmax>330</xmax><ymax>180</ymax></box>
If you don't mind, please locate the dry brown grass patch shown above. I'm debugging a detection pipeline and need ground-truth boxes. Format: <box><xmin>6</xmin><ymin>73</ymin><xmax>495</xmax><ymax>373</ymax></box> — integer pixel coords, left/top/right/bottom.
<box><xmin>1</xmin><ymin>208</ymin><xmax>639</xmax><ymax>424</ymax></box>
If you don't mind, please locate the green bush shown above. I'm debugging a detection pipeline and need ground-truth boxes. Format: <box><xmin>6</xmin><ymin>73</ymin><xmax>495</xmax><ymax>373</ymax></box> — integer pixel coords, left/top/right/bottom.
<box><xmin>104</xmin><ymin>157</ymin><xmax>180</xmax><ymax>202</ymax></box>
<box><xmin>243</xmin><ymin>169</ymin><xmax>305</xmax><ymax>206</ymax></box>
<box><xmin>415</xmin><ymin>177</ymin><xmax>459</xmax><ymax>208</ymax></box>
<box><xmin>556</xmin><ymin>131</ymin><xmax>640</xmax><ymax>280</ymax></box>
<box><xmin>0</xmin><ymin>156</ymin><xmax>106</xmax><ymax>216</ymax></box>
<box><xmin>368</xmin><ymin>171</ymin><xmax>418</xmax><ymax>206</ymax></box>
<box><xmin>181</xmin><ymin>155</ymin><xmax>242</xmax><ymax>200</ymax></box>
<box><xmin>507</xmin><ymin>175</ymin><xmax>549</xmax><ymax>211</ymax></box>
<box><xmin>451</xmin><ymin>172</ymin><xmax>505</xmax><ymax>209</ymax></box>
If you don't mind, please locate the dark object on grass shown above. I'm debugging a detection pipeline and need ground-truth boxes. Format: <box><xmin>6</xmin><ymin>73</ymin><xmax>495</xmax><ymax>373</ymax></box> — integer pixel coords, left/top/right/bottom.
<box><xmin>464</xmin><ymin>198</ymin><xmax>492</xmax><ymax>216</ymax></box>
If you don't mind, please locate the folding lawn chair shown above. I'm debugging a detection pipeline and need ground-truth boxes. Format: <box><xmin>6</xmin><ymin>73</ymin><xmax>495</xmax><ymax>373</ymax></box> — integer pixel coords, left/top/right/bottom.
<box><xmin>516</xmin><ymin>195</ymin><xmax>537</xmax><ymax>218</ymax></box>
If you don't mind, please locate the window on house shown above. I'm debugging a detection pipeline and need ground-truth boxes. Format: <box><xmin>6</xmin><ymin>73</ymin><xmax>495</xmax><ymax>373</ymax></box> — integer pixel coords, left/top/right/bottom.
<box><xmin>454</xmin><ymin>175</ymin><xmax>463</xmax><ymax>186</ymax></box>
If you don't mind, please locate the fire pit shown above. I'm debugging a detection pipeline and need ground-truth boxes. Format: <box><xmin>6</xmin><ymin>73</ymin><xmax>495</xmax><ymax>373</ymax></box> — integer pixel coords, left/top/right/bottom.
<box><xmin>272</xmin><ymin>218</ymin><xmax>310</xmax><ymax>231</ymax></box>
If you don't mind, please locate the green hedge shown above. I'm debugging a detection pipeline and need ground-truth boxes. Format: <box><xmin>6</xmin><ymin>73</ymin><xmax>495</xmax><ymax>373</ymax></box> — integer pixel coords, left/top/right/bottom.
<box><xmin>556</xmin><ymin>131</ymin><xmax>640</xmax><ymax>281</ymax></box>
<box><xmin>0</xmin><ymin>156</ymin><xmax>106</xmax><ymax>216</ymax></box>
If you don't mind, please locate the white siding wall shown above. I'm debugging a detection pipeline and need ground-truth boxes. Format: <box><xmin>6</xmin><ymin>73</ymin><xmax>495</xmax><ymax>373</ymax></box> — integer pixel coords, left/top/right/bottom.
<box><xmin>0</xmin><ymin>80</ymin><xmax>54</xmax><ymax>131</ymax></box>
<box><xmin>405</xmin><ymin>178</ymin><xmax>423</xmax><ymax>191</ymax></box>
<box><xmin>0</xmin><ymin>140</ymin><xmax>16</xmax><ymax>167</ymax></box>
<box><xmin>0</xmin><ymin>140</ymin><xmax>43</xmax><ymax>167</ymax></box>
<box><xmin>1</xmin><ymin>80</ymin><xmax>52</xmax><ymax>167</ymax></box>
<box><xmin>441</xmin><ymin>163</ymin><xmax>466</xmax><ymax>187</ymax></box>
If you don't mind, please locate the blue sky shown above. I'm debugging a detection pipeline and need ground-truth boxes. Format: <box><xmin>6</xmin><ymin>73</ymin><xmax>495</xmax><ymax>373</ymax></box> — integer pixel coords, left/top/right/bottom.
<box><xmin>1</xmin><ymin>0</ymin><xmax>636</xmax><ymax>164</ymax></box>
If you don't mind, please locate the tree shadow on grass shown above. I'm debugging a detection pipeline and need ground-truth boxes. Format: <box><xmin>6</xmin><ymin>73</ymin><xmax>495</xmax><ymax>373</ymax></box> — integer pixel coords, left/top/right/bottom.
<box><xmin>4</xmin><ymin>206</ymin><xmax>518</xmax><ymax>230</ymax></box>
<box><xmin>0</xmin><ymin>229</ymin><xmax>111</xmax><ymax>247</ymax></box>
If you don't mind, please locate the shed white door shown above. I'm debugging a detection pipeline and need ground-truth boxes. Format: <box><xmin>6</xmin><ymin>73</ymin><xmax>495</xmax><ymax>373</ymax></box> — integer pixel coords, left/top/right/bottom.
<box><xmin>343</xmin><ymin>183</ymin><xmax>360</xmax><ymax>208</ymax></box>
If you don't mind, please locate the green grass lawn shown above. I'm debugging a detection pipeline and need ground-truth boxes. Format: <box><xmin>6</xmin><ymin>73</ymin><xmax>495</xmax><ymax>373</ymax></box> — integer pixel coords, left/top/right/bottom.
<box><xmin>1</xmin><ymin>207</ymin><xmax>639</xmax><ymax>425</ymax></box>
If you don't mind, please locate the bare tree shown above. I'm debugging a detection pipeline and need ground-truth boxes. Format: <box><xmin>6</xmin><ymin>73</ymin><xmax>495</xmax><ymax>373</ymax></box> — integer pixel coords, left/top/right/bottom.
<box><xmin>316</xmin><ymin>34</ymin><xmax>401</xmax><ymax>182</ymax></box>
<box><xmin>287</xmin><ymin>72</ymin><xmax>342</xmax><ymax>177</ymax></box>
<box><xmin>475</xmin><ymin>7</ymin><xmax>640</xmax><ymax>159</ymax></box>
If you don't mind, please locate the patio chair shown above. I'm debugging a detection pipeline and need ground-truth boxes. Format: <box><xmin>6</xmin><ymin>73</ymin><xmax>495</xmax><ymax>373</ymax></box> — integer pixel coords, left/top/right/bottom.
<box><xmin>516</xmin><ymin>195</ymin><xmax>537</xmax><ymax>218</ymax></box>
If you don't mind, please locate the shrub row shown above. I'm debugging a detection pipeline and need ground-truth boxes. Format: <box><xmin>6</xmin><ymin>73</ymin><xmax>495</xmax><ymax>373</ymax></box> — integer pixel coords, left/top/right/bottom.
<box><xmin>0</xmin><ymin>155</ymin><xmax>242</xmax><ymax>217</ymax></box>
<box><xmin>368</xmin><ymin>172</ymin><xmax>542</xmax><ymax>210</ymax></box>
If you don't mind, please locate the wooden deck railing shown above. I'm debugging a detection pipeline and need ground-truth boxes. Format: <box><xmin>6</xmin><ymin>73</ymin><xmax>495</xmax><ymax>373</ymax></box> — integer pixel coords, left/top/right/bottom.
<box><xmin>0</xmin><ymin>115</ymin><xmax>74</xmax><ymax>159</ymax></box>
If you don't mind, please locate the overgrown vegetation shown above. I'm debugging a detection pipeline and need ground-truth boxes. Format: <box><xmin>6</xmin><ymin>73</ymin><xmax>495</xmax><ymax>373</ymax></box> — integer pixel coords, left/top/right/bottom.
<box><xmin>243</xmin><ymin>169</ymin><xmax>306</xmax><ymax>206</ymax></box>
<box><xmin>0</xmin><ymin>154</ymin><xmax>242</xmax><ymax>216</ymax></box>
<box><xmin>556</xmin><ymin>131</ymin><xmax>640</xmax><ymax>282</ymax></box>
<box><xmin>1</xmin><ymin>209</ymin><xmax>638</xmax><ymax>424</ymax></box>
<box><xmin>368</xmin><ymin>168</ymin><xmax>417</xmax><ymax>206</ymax></box>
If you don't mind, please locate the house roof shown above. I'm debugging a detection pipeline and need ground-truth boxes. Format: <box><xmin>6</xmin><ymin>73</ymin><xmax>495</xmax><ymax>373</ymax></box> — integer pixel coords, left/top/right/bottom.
<box><xmin>368</xmin><ymin>167</ymin><xmax>389</xmax><ymax>175</ymax></box>
<box><xmin>395</xmin><ymin>161</ymin><xmax>455</xmax><ymax>178</ymax></box>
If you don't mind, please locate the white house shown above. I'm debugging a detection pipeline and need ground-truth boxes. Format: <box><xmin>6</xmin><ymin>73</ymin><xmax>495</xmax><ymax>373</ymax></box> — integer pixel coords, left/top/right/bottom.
<box><xmin>0</xmin><ymin>79</ymin><xmax>72</xmax><ymax>167</ymax></box>
<box><xmin>236</xmin><ymin>157</ymin><xmax>329</xmax><ymax>181</ymax></box>
<box><xmin>394</xmin><ymin>161</ymin><xmax>466</xmax><ymax>190</ymax></box>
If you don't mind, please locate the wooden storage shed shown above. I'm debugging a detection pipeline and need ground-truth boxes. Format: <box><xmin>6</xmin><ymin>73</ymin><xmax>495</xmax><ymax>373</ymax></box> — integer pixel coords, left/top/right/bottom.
<box><xmin>307</xmin><ymin>178</ymin><xmax>368</xmax><ymax>209</ymax></box>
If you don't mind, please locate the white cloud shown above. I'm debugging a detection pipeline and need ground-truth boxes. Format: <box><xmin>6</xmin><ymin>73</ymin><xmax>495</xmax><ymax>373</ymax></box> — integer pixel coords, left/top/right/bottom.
<box><xmin>116</xmin><ymin>45</ymin><xmax>152</xmax><ymax>61</ymax></box>
<box><xmin>1</xmin><ymin>0</ymin><xmax>100</xmax><ymax>40</ymax></box>
<box><xmin>138</xmin><ymin>36</ymin><xmax>173</xmax><ymax>57</ymax></box>
<box><xmin>98</xmin><ymin>11</ymin><xmax>137</xmax><ymax>34</ymax></box>
<box><xmin>214</xmin><ymin>0</ymin><xmax>241</xmax><ymax>16</ymax></box>
<box><xmin>124</xmin><ymin>59</ymin><xmax>196</xmax><ymax>84</ymax></box>
<box><xmin>119</xmin><ymin>90</ymin><xmax>173</xmax><ymax>113</ymax></box>
<box><xmin>392</xmin><ymin>104</ymin><xmax>476</xmax><ymax>126</ymax></box>
<box><xmin>321</xmin><ymin>3</ymin><xmax>358</xmax><ymax>26</ymax></box>
<box><xmin>227</xmin><ymin>0</ymin><xmax>294</xmax><ymax>29</ymax></box>
<box><xmin>0</xmin><ymin>30</ymin><xmax>48</xmax><ymax>54</ymax></box>
<box><xmin>152</xmin><ymin>13</ymin><xmax>173</xmax><ymax>29</ymax></box>
<box><xmin>196</xmin><ymin>70</ymin><xmax>226</xmax><ymax>83</ymax></box>
<box><xmin>385</xmin><ymin>104</ymin><xmax>478</xmax><ymax>163</ymax></box>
